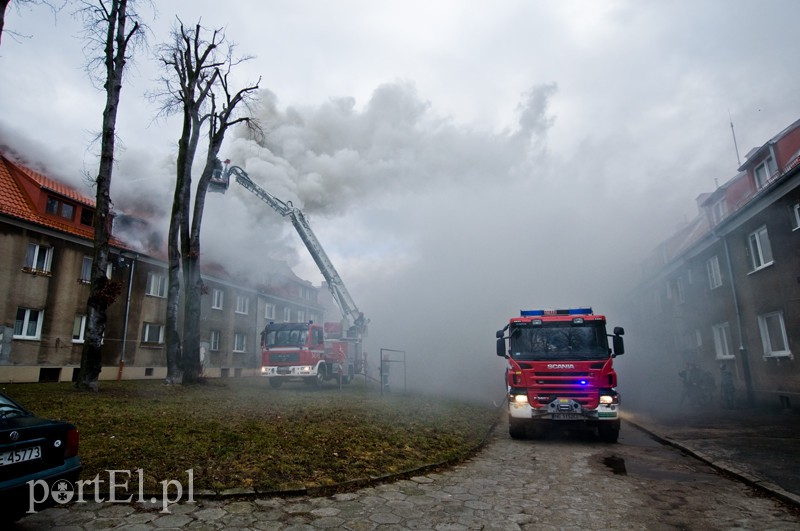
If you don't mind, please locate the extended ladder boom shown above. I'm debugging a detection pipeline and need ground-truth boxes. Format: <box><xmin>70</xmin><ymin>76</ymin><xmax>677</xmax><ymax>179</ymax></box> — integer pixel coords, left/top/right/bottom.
<box><xmin>213</xmin><ymin>161</ymin><xmax>367</xmax><ymax>336</ymax></box>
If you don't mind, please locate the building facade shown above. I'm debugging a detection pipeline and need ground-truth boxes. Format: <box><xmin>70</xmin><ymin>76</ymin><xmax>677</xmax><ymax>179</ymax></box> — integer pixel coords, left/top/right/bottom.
<box><xmin>628</xmin><ymin>118</ymin><xmax>800</xmax><ymax>409</ymax></box>
<box><xmin>0</xmin><ymin>154</ymin><xmax>329</xmax><ymax>383</ymax></box>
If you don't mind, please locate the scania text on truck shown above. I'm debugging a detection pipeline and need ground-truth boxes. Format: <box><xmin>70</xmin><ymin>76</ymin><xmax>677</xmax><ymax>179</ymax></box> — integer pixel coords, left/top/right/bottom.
<box><xmin>496</xmin><ymin>308</ymin><xmax>625</xmax><ymax>442</ymax></box>
<box><xmin>210</xmin><ymin>160</ymin><xmax>368</xmax><ymax>387</ymax></box>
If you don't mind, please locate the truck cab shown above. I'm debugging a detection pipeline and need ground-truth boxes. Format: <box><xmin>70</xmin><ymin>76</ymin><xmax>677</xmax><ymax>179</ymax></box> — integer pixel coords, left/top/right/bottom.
<box><xmin>496</xmin><ymin>308</ymin><xmax>625</xmax><ymax>442</ymax></box>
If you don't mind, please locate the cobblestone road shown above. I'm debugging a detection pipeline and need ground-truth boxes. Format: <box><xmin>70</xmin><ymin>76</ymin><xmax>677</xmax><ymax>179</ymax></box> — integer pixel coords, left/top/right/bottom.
<box><xmin>14</xmin><ymin>419</ymin><xmax>800</xmax><ymax>530</ymax></box>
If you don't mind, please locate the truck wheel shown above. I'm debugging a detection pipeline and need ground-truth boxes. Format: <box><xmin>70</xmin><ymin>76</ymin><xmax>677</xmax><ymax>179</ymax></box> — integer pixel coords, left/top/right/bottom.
<box><xmin>312</xmin><ymin>367</ymin><xmax>325</xmax><ymax>388</ymax></box>
<box><xmin>509</xmin><ymin>417</ymin><xmax>527</xmax><ymax>439</ymax></box>
<box><xmin>269</xmin><ymin>378</ymin><xmax>282</xmax><ymax>389</ymax></box>
<box><xmin>598</xmin><ymin>421</ymin><xmax>620</xmax><ymax>443</ymax></box>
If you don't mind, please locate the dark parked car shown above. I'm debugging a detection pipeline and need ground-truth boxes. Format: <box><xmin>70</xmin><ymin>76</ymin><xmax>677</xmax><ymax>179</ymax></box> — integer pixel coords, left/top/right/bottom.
<box><xmin>0</xmin><ymin>391</ymin><xmax>81</xmax><ymax>522</ymax></box>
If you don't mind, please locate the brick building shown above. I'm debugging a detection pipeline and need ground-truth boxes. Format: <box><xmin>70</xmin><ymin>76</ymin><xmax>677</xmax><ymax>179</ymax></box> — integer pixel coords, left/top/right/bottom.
<box><xmin>628</xmin><ymin>118</ymin><xmax>800</xmax><ymax>409</ymax></box>
<box><xmin>0</xmin><ymin>153</ymin><xmax>329</xmax><ymax>383</ymax></box>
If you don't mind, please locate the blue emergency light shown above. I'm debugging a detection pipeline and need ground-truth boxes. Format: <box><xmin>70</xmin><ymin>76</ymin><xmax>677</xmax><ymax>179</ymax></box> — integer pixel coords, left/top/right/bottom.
<box><xmin>521</xmin><ymin>307</ymin><xmax>593</xmax><ymax>317</ymax></box>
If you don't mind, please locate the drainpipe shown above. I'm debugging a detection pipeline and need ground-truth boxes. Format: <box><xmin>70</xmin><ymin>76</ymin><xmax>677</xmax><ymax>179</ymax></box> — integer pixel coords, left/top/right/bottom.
<box><xmin>722</xmin><ymin>236</ymin><xmax>755</xmax><ymax>406</ymax></box>
<box><xmin>118</xmin><ymin>253</ymin><xmax>137</xmax><ymax>381</ymax></box>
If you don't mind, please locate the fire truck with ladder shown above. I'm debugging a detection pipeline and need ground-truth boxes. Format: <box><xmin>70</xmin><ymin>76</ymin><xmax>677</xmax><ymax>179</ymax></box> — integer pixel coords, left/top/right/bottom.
<box><xmin>496</xmin><ymin>308</ymin><xmax>625</xmax><ymax>442</ymax></box>
<box><xmin>210</xmin><ymin>160</ymin><xmax>368</xmax><ymax>388</ymax></box>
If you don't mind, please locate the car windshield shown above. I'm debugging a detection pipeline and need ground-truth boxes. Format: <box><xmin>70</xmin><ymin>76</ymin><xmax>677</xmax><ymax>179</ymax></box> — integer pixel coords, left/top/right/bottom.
<box><xmin>509</xmin><ymin>322</ymin><xmax>609</xmax><ymax>361</ymax></box>
<box><xmin>265</xmin><ymin>328</ymin><xmax>308</xmax><ymax>347</ymax></box>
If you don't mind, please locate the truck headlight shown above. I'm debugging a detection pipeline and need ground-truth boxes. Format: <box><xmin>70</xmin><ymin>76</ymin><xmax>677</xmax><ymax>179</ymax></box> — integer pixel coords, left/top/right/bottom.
<box><xmin>513</xmin><ymin>394</ymin><xmax>529</xmax><ymax>404</ymax></box>
<box><xmin>599</xmin><ymin>394</ymin><xmax>619</xmax><ymax>405</ymax></box>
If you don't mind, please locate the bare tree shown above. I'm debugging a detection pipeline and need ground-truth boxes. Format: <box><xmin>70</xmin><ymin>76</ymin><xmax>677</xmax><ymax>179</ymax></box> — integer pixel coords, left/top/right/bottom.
<box><xmin>0</xmin><ymin>1</ymin><xmax>60</xmax><ymax>46</ymax></box>
<box><xmin>75</xmin><ymin>0</ymin><xmax>145</xmax><ymax>391</ymax></box>
<box><xmin>155</xmin><ymin>20</ymin><xmax>258</xmax><ymax>383</ymax></box>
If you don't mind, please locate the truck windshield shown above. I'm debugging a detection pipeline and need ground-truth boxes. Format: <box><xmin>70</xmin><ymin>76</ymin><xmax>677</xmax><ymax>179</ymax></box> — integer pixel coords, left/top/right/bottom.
<box><xmin>265</xmin><ymin>328</ymin><xmax>308</xmax><ymax>347</ymax></box>
<box><xmin>509</xmin><ymin>322</ymin><xmax>609</xmax><ymax>361</ymax></box>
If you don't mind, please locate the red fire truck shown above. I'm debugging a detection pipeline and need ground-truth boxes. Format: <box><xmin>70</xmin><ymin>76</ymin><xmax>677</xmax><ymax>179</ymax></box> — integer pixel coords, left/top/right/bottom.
<box><xmin>496</xmin><ymin>308</ymin><xmax>625</xmax><ymax>442</ymax></box>
<box><xmin>260</xmin><ymin>320</ymin><xmax>366</xmax><ymax>387</ymax></box>
<box><xmin>211</xmin><ymin>160</ymin><xmax>368</xmax><ymax>387</ymax></box>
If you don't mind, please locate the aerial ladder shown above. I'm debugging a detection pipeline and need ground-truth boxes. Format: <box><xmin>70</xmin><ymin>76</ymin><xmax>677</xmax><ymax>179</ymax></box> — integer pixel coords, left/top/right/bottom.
<box><xmin>209</xmin><ymin>159</ymin><xmax>368</xmax><ymax>339</ymax></box>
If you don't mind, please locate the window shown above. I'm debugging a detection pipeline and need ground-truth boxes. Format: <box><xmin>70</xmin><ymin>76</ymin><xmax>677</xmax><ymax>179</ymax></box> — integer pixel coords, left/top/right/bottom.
<box><xmin>758</xmin><ymin>311</ymin><xmax>791</xmax><ymax>358</ymax></box>
<box><xmin>710</xmin><ymin>198</ymin><xmax>727</xmax><ymax>225</ymax></box>
<box><xmin>265</xmin><ymin>303</ymin><xmax>275</xmax><ymax>320</ymax></box>
<box><xmin>748</xmin><ymin>225</ymin><xmax>774</xmax><ymax>271</ymax></box>
<box><xmin>24</xmin><ymin>243</ymin><xmax>52</xmax><ymax>273</ymax></box>
<box><xmin>706</xmin><ymin>255</ymin><xmax>722</xmax><ymax>290</ymax></box>
<box><xmin>753</xmin><ymin>157</ymin><xmax>777</xmax><ymax>189</ymax></box>
<box><xmin>235</xmin><ymin>295</ymin><xmax>250</xmax><ymax>315</ymax></box>
<box><xmin>712</xmin><ymin>322</ymin><xmax>734</xmax><ymax>360</ymax></box>
<box><xmin>297</xmin><ymin>310</ymin><xmax>305</xmax><ymax>323</ymax></box>
<box><xmin>146</xmin><ymin>272</ymin><xmax>167</xmax><ymax>297</ymax></box>
<box><xmin>80</xmin><ymin>207</ymin><xmax>95</xmax><ymax>227</ymax></box>
<box><xmin>72</xmin><ymin>315</ymin><xmax>87</xmax><ymax>343</ymax></box>
<box><xmin>209</xmin><ymin>330</ymin><xmax>220</xmax><ymax>351</ymax></box>
<box><xmin>675</xmin><ymin>278</ymin><xmax>685</xmax><ymax>304</ymax></box>
<box><xmin>80</xmin><ymin>257</ymin><xmax>92</xmax><ymax>283</ymax></box>
<box><xmin>14</xmin><ymin>308</ymin><xmax>43</xmax><ymax>339</ymax></box>
<box><xmin>45</xmin><ymin>196</ymin><xmax>75</xmax><ymax>220</ymax></box>
<box><xmin>791</xmin><ymin>202</ymin><xmax>800</xmax><ymax>231</ymax></box>
<box><xmin>141</xmin><ymin>323</ymin><xmax>164</xmax><ymax>344</ymax></box>
<box><xmin>80</xmin><ymin>257</ymin><xmax>112</xmax><ymax>282</ymax></box>
<box><xmin>283</xmin><ymin>307</ymin><xmax>291</xmax><ymax>322</ymax></box>
<box><xmin>212</xmin><ymin>289</ymin><xmax>224</xmax><ymax>310</ymax></box>
<box><xmin>233</xmin><ymin>333</ymin><xmax>247</xmax><ymax>352</ymax></box>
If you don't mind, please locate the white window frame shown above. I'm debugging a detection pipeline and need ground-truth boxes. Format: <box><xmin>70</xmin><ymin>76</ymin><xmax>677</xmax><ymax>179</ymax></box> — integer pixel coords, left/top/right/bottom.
<box><xmin>747</xmin><ymin>225</ymin><xmax>774</xmax><ymax>272</ymax></box>
<box><xmin>758</xmin><ymin>311</ymin><xmax>792</xmax><ymax>358</ymax></box>
<box><xmin>14</xmin><ymin>308</ymin><xmax>44</xmax><ymax>339</ymax></box>
<box><xmin>212</xmin><ymin>289</ymin><xmax>224</xmax><ymax>310</ymax></box>
<box><xmin>706</xmin><ymin>255</ymin><xmax>722</xmax><ymax>290</ymax></box>
<box><xmin>753</xmin><ymin>157</ymin><xmax>776</xmax><ymax>189</ymax></box>
<box><xmin>712</xmin><ymin>322</ymin><xmax>734</xmax><ymax>360</ymax></box>
<box><xmin>25</xmin><ymin>243</ymin><xmax>53</xmax><ymax>274</ymax></box>
<box><xmin>72</xmin><ymin>314</ymin><xmax>87</xmax><ymax>343</ymax></box>
<box><xmin>235</xmin><ymin>295</ymin><xmax>250</xmax><ymax>315</ymax></box>
<box><xmin>141</xmin><ymin>322</ymin><xmax>164</xmax><ymax>344</ymax></box>
<box><xmin>283</xmin><ymin>307</ymin><xmax>291</xmax><ymax>322</ymax></box>
<box><xmin>675</xmin><ymin>277</ymin><xmax>685</xmax><ymax>304</ymax></box>
<box><xmin>233</xmin><ymin>333</ymin><xmax>247</xmax><ymax>353</ymax></box>
<box><xmin>145</xmin><ymin>272</ymin><xmax>167</xmax><ymax>298</ymax></box>
<box><xmin>80</xmin><ymin>256</ymin><xmax>92</xmax><ymax>283</ymax></box>
<box><xmin>791</xmin><ymin>202</ymin><xmax>800</xmax><ymax>231</ymax></box>
<box><xmin>711</xmin><ymin>198</ymin><xmax>727</xmax><ymax>225</ymax></box>
<box><xmin>265</xmin><ymin>303</ymin><xmax>275</xmax><ymax>320</ymax></box>
<box><xmin>209</xmin><ymin>330</ymin><xmax>220</xmax><ymax>352</ymax></box>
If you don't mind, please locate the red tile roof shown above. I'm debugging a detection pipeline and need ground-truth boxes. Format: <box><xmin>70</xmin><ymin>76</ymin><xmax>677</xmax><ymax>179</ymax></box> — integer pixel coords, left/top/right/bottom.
<box><xmin>0</xmin><ymin>154</ymin><xmax>126</xmax><ymax>247</ymax></box>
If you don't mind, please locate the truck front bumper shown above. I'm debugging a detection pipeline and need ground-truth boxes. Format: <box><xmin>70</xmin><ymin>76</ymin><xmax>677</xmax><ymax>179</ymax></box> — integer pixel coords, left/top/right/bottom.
<box><xmin>508</xmin><ymin>397</ymin><xmax>619</xmax><ymax>421</ymax></box>
<box><xmin>261</xmin><ymin>365</ymin><xmax>318</xmax><ymax>377</ymax></box>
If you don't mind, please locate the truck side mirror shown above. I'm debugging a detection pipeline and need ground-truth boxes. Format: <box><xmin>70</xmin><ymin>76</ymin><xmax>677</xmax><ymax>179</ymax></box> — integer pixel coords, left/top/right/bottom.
<box><xmin>496</xmin><ymin>337</ymin><xmax>507</xmax><ymax>357</ymax></box>
<box><xmin>613</xmin><ymin>326</ymin><xmax>625</xmax><ymax>336</ymax></box>
<box><xmin>612</xmin><ymin>334</ymin><xmax>625</xmax><ymax>356</ymax></box>
<box><xmin>496</xmin><ymin>330</ymin><xmax>504</xmax><ymax>339</ymax></box>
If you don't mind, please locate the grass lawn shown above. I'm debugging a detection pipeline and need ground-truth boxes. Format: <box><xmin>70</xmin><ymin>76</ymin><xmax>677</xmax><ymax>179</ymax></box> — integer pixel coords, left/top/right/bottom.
<box><xmin>3</xmin><ymin>378</ymin><xmax>499</xmax><ymax>494</ymax></box>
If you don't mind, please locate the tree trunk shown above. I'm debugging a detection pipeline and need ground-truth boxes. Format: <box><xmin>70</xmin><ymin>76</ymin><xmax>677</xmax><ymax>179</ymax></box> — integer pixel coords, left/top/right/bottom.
<box><xmin>0</xmin><ymin>0</ymin><xmax>11</xmax><ymax>46</ymax></box>
<box><xmin>77</xmin><ymin>0</ymin><xmax>133</xmax><ymax>390</ymax></box>
<box><xmin>180</xmin><ymin>147</ymin><xmax>222</xmax><ymax>384</ymax></box>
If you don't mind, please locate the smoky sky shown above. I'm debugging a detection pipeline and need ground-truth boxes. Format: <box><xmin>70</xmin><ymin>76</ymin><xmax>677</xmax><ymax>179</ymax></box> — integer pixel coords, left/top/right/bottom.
<box><xmin>2</xmin><ymin>1</ymin><xmax>800</xmax><ymax>402</ymax></box>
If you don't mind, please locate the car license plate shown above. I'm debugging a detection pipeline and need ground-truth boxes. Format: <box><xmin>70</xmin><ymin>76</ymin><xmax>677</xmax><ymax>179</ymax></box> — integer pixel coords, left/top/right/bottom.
<box><xmin>552</xmin><ymin>413</ymin><xmax>583</xmax><ymax>420</ymax></box>
<box><xmin>0</xmin><ymin>445</ymin><xmax>42</xmax><ymax>466</ymax></box>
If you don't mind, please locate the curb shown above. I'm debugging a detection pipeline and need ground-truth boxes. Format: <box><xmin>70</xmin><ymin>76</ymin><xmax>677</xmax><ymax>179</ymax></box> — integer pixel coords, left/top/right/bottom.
<box><xmin>623</xmin><ymin>417</ymin><xmax>800</xmax><ymax>510</ymax></box>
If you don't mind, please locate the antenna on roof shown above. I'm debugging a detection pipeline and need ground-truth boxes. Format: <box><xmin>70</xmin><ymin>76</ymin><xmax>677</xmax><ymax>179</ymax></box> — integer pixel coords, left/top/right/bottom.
<box><xmin>729</xmin><ymin>109</ymin><xmax>741</xmax><ymax>168</ymax></box>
